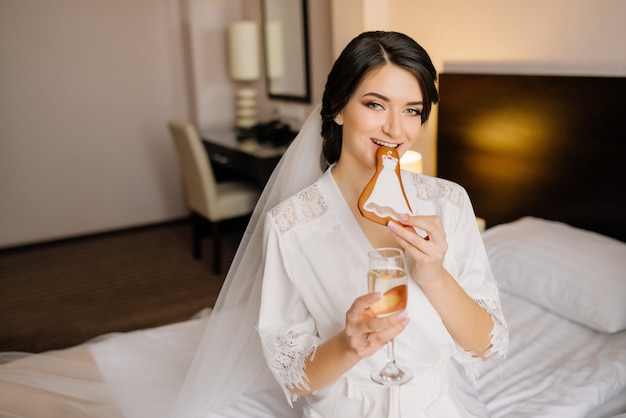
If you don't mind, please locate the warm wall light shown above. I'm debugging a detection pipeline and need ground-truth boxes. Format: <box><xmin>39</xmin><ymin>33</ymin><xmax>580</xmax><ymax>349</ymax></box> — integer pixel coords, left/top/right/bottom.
<box><xmin>400</xmin><ymin>150</ymin><xmax>423</xmax><ymax>174</ymax></box>
<box><xmin>228</xmin><ymin>21</ymin><xmax>260</xmax><ymax>132</ymax></box>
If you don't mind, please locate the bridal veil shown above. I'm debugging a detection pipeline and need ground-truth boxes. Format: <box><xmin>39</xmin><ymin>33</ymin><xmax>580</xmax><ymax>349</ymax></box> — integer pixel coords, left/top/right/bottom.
<box><xmin>0</xmin><ymin>104</ymin><xmax>325</xmax><ymax>418</ymax></box>
<box><xmin>172</xmin><ymin>104</ymin><xmax>325</xmax><ymax>417</ymax></box>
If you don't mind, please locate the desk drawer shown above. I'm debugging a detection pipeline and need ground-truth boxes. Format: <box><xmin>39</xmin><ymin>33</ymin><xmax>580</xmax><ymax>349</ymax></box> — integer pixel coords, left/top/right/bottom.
<box><xmin>202</xmin><ymin>140</ymin><xmax>280</xmax><ymax>187</ymax></box>
<box><xmin>207</xmin><ymin>146</ymin><xmax>248</xmax><ymax>170</ymax></box>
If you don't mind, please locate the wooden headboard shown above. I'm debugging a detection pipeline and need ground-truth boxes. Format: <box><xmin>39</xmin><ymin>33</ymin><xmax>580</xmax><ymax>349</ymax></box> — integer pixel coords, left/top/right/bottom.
<box><xmin>437</xmin><ymin>73</ymin><xmax>626</xmax><ymax>242</ymax></box>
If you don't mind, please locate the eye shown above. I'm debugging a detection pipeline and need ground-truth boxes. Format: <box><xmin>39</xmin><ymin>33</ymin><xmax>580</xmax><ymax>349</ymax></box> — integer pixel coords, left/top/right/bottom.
<box><xmin>365</xmin><ymin>101</ymin><xmax>384</xmax><ymax>110</ymax></box>
<box><xmin>405</xmin><ymin>107</ymin><xmax>423</xmax><ymax>117</ymax></box>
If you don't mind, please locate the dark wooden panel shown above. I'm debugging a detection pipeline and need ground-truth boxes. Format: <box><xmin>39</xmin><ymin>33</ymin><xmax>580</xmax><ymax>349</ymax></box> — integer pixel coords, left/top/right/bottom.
<box><xmin>437</xmin><ymin>73</ymin><xmax>626</xmax><ymax>242</ymax></box>
<box><xmin>202</xmin><ymin>139</ymin><xmax>282</xmax><ymax>188</ymax></box>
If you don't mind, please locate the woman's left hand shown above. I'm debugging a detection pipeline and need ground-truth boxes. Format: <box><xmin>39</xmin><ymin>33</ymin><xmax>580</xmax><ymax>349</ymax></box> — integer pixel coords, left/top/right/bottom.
<box><xmin>387</xmin><ymin>215</ymin><xmax>448</xmax><ymax>287</ymax></box>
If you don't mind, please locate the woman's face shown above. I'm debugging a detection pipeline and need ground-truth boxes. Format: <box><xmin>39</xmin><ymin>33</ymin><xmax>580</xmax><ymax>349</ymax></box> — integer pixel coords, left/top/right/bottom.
<box><xmin>336</xmin><ymin>63</ymin><xmax>425</xmax><ymax>171</ymax></box>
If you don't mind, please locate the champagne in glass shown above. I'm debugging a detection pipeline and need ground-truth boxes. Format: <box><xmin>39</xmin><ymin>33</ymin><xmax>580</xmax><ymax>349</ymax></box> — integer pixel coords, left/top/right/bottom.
<box><xmin>368</xmin><ymin>247</ymin><xmax>413</xmax><ymax>385</ymax></box>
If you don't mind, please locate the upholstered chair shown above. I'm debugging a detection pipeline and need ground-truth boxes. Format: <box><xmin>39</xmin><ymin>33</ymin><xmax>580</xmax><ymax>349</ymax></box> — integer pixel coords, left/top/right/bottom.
<box><xmin>168</xmin><ymin>121</ymin><xmax>260</xmax><ymax>274</ymax></box>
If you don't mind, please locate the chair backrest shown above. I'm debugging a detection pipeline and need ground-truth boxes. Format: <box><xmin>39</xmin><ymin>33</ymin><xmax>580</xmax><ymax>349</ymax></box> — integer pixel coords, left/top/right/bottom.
<box><xmin>168</xmin><ymin>120</ymin><xmax>217</xmax><ymax>218</ymax></box>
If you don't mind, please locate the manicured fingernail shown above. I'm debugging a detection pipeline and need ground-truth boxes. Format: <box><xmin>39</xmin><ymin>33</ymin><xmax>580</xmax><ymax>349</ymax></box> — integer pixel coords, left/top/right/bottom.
<box><xmin>387</xmin><ymin>221</ymin><xmax>398</xmax><ymax>231</ymax></box>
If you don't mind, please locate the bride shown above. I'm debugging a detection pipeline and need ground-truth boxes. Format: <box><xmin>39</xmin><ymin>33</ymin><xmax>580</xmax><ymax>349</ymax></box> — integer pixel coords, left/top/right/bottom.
<box><xmin>0</xmin><ymin>31</ymin><xmax>507</xmax><ymax>418</ymax></box>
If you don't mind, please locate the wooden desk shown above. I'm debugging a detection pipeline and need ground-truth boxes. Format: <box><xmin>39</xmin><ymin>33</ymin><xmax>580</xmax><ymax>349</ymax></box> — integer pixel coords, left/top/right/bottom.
<box><xmin>201</xmin><ymin>130</ymin><xmax>286</xmax><ymax>188</ymax></box>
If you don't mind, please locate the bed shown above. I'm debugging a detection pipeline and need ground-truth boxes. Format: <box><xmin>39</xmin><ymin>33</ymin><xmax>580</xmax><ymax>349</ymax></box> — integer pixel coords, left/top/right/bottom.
<box><xmin>437</xmin><ymin>72</ymin><xmax>626</xmax><ymax>417</ymax></box>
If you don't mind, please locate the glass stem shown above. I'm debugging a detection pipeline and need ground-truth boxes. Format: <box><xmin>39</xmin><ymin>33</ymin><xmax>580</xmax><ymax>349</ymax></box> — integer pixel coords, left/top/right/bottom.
<box><xmin>384</xmin><ymin>338</ymin><xmax>401</xmax><ymax>377</ymax></box>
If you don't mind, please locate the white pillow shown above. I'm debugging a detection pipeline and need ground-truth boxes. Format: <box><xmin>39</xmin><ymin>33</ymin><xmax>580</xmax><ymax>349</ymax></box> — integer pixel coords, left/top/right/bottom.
<box><xmin>482</xmin><ymin>217</ymin><xmax>626</xmax><ymax>333</ymax></box>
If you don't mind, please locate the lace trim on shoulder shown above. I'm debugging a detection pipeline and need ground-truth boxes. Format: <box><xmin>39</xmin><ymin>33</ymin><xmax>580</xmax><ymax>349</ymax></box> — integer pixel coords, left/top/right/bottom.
<box><xmin>270</xmin><ymin>184</ymin><xmax>329</xmax><ymax>234</ymax></box>
<box><xmin>257</xmin><ymin>324</ymin><xmax>321</xmax><ymax>395</ymax></box>
<box><xmin>406</xmin><ymin>173</ymin><xmax>465</xmax><ymax>208</ymax></box>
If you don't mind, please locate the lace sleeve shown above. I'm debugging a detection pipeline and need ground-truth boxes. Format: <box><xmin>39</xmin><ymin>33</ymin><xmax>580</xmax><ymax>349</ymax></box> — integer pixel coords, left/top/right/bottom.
<box><xmin>257</xmin><ymin>213</ymin><xmax>322</xmax><ymax>405</ymax></box>
<box><xmin>257</xmin><ymin>321</ymin><xmax>321</xmax><ymax>404</ymax></box>
<box><xmin>452</xmin><ymin>283</ymin><xmax>509</xmax><ymax>380</ymax></box>
<box><xmin>445</xmin><ymin>185</ymin><xmax>509</xmax><ymax>379</ymax></box>
<box><xmin>477</xmin><ymin>293</ymin><xmax>509</xmax><ymax>363</ymax></box>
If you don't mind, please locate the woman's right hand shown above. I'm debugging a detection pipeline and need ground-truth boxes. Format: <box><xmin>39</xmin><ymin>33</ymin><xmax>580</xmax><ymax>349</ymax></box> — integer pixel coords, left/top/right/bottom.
<box><xmin>291</xmin><ymin>293</ymin><xmax>410</xmax><ymax>395</ymax></box>
<box><xmin>344</xmin><ymin>292</ymin><xmax>410</xmax><ymax>358</ymax></box>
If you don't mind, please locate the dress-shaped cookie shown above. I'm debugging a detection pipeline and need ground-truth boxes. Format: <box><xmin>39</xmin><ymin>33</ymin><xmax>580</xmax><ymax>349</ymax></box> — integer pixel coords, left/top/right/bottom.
<box><xmin>358</xmin><ymin>146</ymin><xmax>412</xmax><ymax>225</ymax></box>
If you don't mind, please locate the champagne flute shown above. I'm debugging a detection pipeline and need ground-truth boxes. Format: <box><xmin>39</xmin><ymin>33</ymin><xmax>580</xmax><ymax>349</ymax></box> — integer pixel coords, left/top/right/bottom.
<box><xmin>367</xmin><ymin>247</ymin><xmax>413</xmax><ymax>385</ymax></box>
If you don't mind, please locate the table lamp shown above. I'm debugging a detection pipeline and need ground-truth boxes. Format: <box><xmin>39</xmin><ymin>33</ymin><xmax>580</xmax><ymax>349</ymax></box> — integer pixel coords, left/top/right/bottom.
<box><xmin>228</xmin><ymin>21</ymin><xmax>261</xmax><ymax>135</ymax></box>
<box><xmin>400</xmin><ymin>150</ymin><xmax>423</xmax><ymax>174</ymax></box>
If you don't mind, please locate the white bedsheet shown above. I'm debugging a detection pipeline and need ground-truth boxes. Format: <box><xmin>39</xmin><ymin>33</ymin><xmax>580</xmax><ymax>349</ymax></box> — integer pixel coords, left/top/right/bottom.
<box><xmin>6</xmin><ymin>292</ymin><xmax>625</xmax><ymax>417</ymax></box>
<box><xmin>476</xmin><ymin>291</ymin><xmax>626</xmax><ymax>418</ymax></box>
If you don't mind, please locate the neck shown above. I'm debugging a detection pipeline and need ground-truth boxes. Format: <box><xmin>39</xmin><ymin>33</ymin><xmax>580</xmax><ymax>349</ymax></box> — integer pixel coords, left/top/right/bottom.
<box><xmin>332</xmin><ymin>159</ymin><xmax>400</xmax><ymax>249</ymax></box>
<box><xmin>331</xmin><ymin>160</ymin><xmax>375</xmax><ymax>205</ymax></box>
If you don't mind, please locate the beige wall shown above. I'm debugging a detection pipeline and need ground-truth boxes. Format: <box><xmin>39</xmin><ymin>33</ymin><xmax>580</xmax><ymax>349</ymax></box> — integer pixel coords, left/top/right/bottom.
<box><xmin>0</xmin><ymin>0</ymin><xmax>332</xmax><ymax>248</ymax></box>
<box><xmin>0</xmin><ymin>0</ymin><xmax>191</xmax><ymax>248</ymax></box>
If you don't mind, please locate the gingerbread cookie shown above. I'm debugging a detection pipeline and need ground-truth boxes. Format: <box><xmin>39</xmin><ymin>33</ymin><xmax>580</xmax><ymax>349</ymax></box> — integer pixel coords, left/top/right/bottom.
<box><xmin>358</xmin><ymin>146</ymin><xmax>412</xmax><ymax>225</ymax></box>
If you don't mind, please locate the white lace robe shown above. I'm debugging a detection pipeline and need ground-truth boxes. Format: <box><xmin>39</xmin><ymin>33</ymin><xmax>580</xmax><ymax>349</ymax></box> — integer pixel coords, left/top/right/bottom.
<box><xmin>258</xmin><ymin>169</ymin><xmax>508</xmax><ymax>418</ymax></box>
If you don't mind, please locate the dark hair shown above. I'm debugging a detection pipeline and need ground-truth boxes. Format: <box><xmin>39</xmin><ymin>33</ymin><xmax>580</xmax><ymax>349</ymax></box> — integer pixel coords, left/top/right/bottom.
<box><xmin>320</xmin><ymin>31</ymin><xmax>439</xmax><ymax>165</ymax></box>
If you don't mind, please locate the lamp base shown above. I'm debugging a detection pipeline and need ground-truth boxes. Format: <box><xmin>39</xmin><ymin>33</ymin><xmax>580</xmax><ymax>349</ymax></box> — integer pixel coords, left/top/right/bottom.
<box><xmin>235</xmin><ymin>87</ymin><xmax>258</xmax><ymax>132</ymax></box>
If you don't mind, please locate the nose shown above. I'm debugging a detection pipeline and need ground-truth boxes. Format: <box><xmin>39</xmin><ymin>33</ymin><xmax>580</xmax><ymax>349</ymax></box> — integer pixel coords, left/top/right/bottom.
<box><xmin>382</xmin><ymin>111</ymin><xmax>402</xmax><ymax>139</ymax></box>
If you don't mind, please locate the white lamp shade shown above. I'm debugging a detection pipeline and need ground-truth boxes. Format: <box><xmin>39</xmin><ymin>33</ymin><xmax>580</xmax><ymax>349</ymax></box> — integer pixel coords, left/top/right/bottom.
<box><xmin>228</xmin><ymin>21</ymin><xmax>261</xmax><ymax>81</ymax></box>
<box><xmin>400</xmin><ymin>150</ymin><xmax>423</xmax><ymax>174</ymax></box>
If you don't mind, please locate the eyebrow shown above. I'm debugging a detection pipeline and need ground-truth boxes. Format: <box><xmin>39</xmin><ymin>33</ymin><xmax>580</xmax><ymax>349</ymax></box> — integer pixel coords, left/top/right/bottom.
<box><xmin>363</xmin><ymin>92</ymin><xmax>424</xmax><ymax>106</ymax></box>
